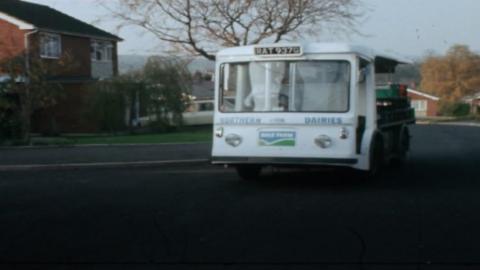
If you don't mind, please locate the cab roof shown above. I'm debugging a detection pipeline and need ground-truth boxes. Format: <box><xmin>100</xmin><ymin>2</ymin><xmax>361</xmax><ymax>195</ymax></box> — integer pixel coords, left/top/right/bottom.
<box><xmin>217</xmin><ymin>43</ymin><xmax>411</xmax><ymax>73</ymax></box>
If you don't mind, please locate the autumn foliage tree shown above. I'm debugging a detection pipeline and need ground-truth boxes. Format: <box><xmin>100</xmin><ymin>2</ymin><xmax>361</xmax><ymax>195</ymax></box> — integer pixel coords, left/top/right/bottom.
<box><xmin>420</xmin><ymin>45</ymin><xmax>480</xmax><ymax>102</ymax></box>
<box><xmin>100</xmin><ymin>0</ymin><xmax>363</xmax><ymax>60</ymax></box>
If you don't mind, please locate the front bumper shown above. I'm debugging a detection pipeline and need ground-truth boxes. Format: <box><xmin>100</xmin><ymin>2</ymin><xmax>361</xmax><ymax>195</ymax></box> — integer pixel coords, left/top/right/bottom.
<box><xmin>211</xmin><ymin>156</ymin><xmax>358</xmax><ymax>166</ymax></box>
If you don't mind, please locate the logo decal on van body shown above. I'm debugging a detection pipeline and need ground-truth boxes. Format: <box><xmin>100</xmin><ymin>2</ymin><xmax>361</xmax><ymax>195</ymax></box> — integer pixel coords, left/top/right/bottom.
<box><xmin>259</xmin><ymin>131</ymin><xmax>296</xmax><ymax>147</ymax></box>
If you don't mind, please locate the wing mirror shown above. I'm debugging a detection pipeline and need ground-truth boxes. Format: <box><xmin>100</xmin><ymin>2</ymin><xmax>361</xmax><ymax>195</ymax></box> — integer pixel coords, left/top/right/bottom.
<box><xmin>358</xmin><ymin>68</ymin><xmax>367</xmax><ymax>83</ymax></box>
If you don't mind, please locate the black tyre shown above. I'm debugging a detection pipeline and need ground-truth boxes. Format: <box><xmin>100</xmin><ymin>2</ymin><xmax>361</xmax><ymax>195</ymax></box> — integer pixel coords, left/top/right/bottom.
<box><xmin>391</xmin><ymin>126</ymin><xmax>410</xmax><ymax>166</ymax></box>
<box><xmin>236</xmin><ymin>165</ymin><xmax>262</xmax><ymax>180</ymax></box>
<box><xmin>358</xmin><ymin>136</ymin><xmax>384</xmax><ymax>180</ymax></box>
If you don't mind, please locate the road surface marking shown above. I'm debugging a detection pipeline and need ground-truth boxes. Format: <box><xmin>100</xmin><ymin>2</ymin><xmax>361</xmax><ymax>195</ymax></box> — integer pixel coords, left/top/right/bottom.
<box><xmin>0</xmin><ymin>159</ymin><xmax>210</xmax><ymax>172</ymax></box>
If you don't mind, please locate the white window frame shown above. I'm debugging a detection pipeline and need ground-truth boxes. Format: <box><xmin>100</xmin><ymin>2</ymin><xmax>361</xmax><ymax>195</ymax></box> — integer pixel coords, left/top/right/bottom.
<box><xmin>40</xmin><ymin>33</ymin><xmax>61</xmax><ymax>59</ymax></box>
<box><xmin>91</xmin><ymin>39</ymin><xmax>114</xmax><ymax>62</ymax></box>
<box><xmin>412</xmin><ymin>100</ymin><xmax>427</xmax><ymax>111</ymax></box>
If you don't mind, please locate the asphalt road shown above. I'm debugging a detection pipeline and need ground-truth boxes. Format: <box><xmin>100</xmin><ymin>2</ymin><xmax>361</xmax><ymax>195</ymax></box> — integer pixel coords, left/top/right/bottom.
<box><xmin>0</xmin><ymin>125</ymin><xmax>480</xmax><ymax>270</ymax></box>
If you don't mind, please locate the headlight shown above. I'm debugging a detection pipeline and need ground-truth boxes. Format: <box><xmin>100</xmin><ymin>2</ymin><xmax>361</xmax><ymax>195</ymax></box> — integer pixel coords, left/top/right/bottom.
<box><xmin>215</xmin><ymin>127</ymin><xmax>224</xmax><ymax>138</ymax></box>
<box><xmin>340</xmin><ymin>127</ymin><xmax>349</xmax><ymax>139</ymax></box>
<box><xmin>225</xmin><ymin>134</ymin><xmax>242</xmax><ymax>147</ymax></box>
<box><xmin>315</xmin><ymin>135</ymin><xmax>332</xmax><ymax>149</ymax></box>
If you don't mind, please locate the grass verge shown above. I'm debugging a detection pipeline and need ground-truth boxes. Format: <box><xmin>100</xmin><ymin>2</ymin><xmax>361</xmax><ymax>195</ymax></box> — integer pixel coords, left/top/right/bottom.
<box><xmin>416</xmin><ymin>115</ymin><xmax>480</xmax><ymax>124</ymax></box>
<box><xmin>29</xmin><ymin>127</ymin><xmax>212</xmax><ymax>146</ymax></box>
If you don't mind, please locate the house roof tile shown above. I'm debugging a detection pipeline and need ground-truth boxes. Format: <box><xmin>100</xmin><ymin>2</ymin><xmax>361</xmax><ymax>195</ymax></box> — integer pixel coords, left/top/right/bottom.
<box><xmin>0</xmin><ymin>0</ymin><xmax>121</xmax><ymax>41</ymax></box>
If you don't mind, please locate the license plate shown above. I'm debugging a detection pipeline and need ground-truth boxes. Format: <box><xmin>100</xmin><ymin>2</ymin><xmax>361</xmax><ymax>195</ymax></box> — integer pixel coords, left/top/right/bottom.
<box><xmin>259</xmin><ymin>131</ymin><xmax>296</xmax><ymax>147</ymax></box>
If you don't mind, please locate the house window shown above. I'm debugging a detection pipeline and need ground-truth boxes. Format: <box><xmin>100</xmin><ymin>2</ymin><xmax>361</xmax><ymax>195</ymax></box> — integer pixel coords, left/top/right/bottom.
<box><xmin>40</xmin><ymin>33</ymin><xmax>61</xmax><ymax>58</ymax></box>
<box><xmin>411</xmin><ymin>100</ymin><xmax>427</xmax><ymax>111</ymax></box>
<box><xmin>91</xmin><ymin>40</ymin><xmax>113</xmax><ymax>62</ymax></box>
<box><xmin>198</xmin><ymin>102</ymin><xmax>214</xmax><ymax>112</ymax></box>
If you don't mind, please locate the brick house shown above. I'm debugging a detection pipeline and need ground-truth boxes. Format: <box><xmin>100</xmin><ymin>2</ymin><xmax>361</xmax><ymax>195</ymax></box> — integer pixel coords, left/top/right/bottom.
<box><xmin>462</xmin><ymin>91</ymin><xmax>480</xmax><ymax>114</ymax></box>
<box><xmin>0</xmin><ymin>0</ymin><xmax>122</xmax><ymax>133</ymax></box>
<box><xmin>407</xmin><ymin>88</ymin><xmax>440</xmax><ymax>117</ymax></box>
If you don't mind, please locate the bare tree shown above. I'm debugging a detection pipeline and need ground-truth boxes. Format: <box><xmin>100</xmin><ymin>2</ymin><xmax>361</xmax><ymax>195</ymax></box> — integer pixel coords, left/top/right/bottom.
<box><xmin>101</xmin><ymin>0</ymin><xmax>363</xmax><ymax>60</ymax></box>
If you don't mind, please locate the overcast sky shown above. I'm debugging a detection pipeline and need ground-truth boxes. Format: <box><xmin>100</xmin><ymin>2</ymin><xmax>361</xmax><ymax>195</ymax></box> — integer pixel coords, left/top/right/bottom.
<box><xmin>24</xmin><ymin>0</ymin><xmax>480</xmax><ymax>59</ymax></box>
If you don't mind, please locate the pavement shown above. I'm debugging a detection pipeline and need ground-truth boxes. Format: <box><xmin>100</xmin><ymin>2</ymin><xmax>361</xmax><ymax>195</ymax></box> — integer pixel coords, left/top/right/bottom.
<box><xmin>0</xmin><ymin>143</ymin><xmax>211</xmax><ymax>170</ymax></box>
<box><xmin>0</xmin><ymin>125</ymin><xmax>480</xmax><ymax>269</ymax></box>
<box><xmin>435</xmin><ymin>121</ymin><xmax>480</xmax><ymax>127</ymax></box>
<box><xmin>416</xmin><ymin>120</ymin><xmax>480</xmax><ymax>127</ymax></box>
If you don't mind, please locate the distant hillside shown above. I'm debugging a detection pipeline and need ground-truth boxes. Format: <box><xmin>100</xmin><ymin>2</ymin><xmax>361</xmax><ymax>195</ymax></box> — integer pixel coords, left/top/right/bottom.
<box><xmin>119</xmin><ymin>55</ymin><xmax>215</xmax><ymax>74</ymax></box>
<box><xmin>118</xmin><ymin>55</ymin><xmax>148</xmax><ymax>74</ymax></box>
<box><xmin>188</xmin><ymin>58</ymin><xmax>216</xmax><ymax>73</ymax></box>
<box><xmin>120</xmin><ymin>55</ymin><xmax>422</xmax><ymax>87</ymax></box>
<box><xmin>376</xmin><ymin>63</ymin><xmax>422</xmax><ymax>87</ymax></box>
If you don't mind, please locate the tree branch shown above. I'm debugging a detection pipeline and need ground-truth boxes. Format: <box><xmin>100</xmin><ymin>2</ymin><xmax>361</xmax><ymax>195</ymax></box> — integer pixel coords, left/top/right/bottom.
<box><xmin>100</xmin><ymin>0</ymin><xmax>364</xmax><ymax>60</ymax></box>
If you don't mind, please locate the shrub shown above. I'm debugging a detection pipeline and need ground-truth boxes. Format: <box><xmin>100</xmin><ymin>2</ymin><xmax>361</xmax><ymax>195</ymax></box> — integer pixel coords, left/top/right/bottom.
<box><xmin>143</xmin><ymin>57</ymin><xmax>192</xmax><ymax>131</ymax></box>
<box><xmin>439</xmin><ymin>102</ymin><xmax>471</xmax><ymax>117</ymax></box>
<box><xmin>86</xmin><ymin>58</ymin><xmax>192</xmax><ymax>134</ymax></box>
<box><xmin>87</xmin><ymin>81</ymin><xmax>128</xmax><ymax>133</ymax></box>
<box><xmin>0</xmin><ymin>89</ymin><xmax>22</xmax><ymax>143</ymax></box>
